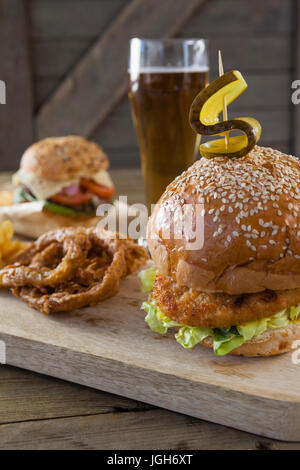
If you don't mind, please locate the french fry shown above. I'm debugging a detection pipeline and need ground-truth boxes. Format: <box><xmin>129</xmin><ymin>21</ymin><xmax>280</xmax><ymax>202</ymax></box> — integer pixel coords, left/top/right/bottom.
<box><xmin>0</xmin><ymin>220</ymin><xmax>30</xmax><ymax>267</ymax></box>
<box><xmin>0</xmin><ymin>191</ymin><xmax>13</xmax><ymax>206</ymax></box>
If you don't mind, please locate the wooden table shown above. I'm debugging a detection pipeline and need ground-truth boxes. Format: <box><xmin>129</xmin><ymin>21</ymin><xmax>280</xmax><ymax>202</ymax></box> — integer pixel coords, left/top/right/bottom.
<box><xmin>0</xmin><ymin>168</ymin><xmax>299</xmax><ymax>450</ymax></box>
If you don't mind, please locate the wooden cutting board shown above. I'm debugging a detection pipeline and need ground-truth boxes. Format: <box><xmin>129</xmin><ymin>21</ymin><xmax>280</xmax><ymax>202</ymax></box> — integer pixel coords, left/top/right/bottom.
<box><xmin>0</xmin><ymin>269</ymin><xmax>299</xmax><ymax>442</ymax></box>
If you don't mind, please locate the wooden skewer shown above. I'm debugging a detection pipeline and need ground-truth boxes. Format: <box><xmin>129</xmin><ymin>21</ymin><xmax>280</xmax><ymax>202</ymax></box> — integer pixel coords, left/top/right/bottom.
<box><xmin>218</xmin><ymin>50</ymin><xmax>229</xmax><ymax>149</ymax></box>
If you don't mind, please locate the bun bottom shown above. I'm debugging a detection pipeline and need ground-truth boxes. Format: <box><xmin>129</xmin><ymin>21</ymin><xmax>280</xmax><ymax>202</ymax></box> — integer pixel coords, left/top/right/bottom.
<box><xmin>201</xmin><ymin>322</ymin><xmax>300</xmax><ymax>356</ymax></box>
<box><xmin>0</xmin><ymin>201</ymin><xmax>99</xmax><ymax>239</ymax></box>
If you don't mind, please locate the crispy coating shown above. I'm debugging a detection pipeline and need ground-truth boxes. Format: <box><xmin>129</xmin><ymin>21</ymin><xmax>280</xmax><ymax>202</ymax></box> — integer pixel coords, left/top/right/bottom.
<box><xmin>152</xmin><ymin>274</ymin><xmax>300</xmax><ymax>328</ymax></box>
<box><xmin>0</xmin><ymin>228</ymin><xmax>89</xmax><ymax>288</ymax></box>
<box><xmin>3</xmin><ymin>227</ymin><xmax>148</xmax><ymax>314</ymax></box>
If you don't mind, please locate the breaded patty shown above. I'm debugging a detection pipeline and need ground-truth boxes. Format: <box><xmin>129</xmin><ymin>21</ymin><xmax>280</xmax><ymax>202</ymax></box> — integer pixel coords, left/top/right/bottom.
<box><xmin>152</xmin><ymin>274</ymin><xmax>300</xmax><ymax>328</ymax></box>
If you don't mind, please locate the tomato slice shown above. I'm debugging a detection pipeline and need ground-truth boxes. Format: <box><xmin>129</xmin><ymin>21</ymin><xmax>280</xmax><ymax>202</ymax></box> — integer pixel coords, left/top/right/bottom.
<box><xmin>51</xmin><ymin>190</ymin><xmax>93</xmax><ymax>207</ymax></box>
<box><xmin>80</xmin><ymin>178</ymin><xmax>114</xmax><ymax>200</ymax></box>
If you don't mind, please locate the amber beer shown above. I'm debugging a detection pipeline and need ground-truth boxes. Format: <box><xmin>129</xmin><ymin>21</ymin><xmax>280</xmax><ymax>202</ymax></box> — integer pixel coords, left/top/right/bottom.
<box><xmin>129</xmin><ymin>68</ymin><xmax>209</xmax><ymax>209</ymax></box>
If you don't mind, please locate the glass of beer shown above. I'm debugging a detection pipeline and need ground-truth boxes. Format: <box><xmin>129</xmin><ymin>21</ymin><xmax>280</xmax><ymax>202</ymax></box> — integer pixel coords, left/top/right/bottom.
<box><xmin>128</xmin><ymin>38</ymin><xmax>209</xmax><ymax>210</ymax></box>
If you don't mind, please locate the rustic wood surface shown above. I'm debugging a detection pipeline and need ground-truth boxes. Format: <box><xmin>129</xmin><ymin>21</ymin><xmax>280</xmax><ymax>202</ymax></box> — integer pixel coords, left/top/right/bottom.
<box><xmin>23</xmin><ymin>0</ymin><xmax>295</xmax><ymax>171</ymax></box>
<box><xmin>0</xmin><ymin>169</ymin><xmax>300</xmax><ymax>450</ymax></box>
<box><xmin>36</xmin><ymin>0</ymin><xmax>205</xmax><ymax>139</ymax></box>
<box><xmin>0</xmin><ymin>0</ymin><xmax>294</xmax><ymax>170</ymax></box>
<box><xmin>0</xmin><ymin>0</ymin><xmax>34</xmax><ymax>170</ymax></box>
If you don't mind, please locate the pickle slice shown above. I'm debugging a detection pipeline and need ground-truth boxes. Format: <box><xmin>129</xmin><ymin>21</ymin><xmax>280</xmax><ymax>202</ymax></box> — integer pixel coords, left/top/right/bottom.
<box><xmin>189</xmin><ymin>70</ymin><xmax>261</xmax><ymax>159</ymax></box>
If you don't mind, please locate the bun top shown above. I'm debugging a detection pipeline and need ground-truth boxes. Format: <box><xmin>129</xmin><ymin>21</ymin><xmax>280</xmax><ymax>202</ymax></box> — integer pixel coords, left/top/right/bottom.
<box><xmin>147</xmin><ymin>146</ymin><xmax>300</xmax><ymax>295</ymax></box>
<box><xmin>20</xmin><ymin>136</ymin><xmax>109</xmax><ymax>181</ymax></box>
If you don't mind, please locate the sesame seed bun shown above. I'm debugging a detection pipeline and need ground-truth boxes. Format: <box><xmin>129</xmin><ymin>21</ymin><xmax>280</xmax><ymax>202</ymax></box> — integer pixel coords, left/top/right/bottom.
<box><xmin>201</xmin><ymin>322</ymin><xmax>300</xmax><ymax>356</ymax></box>
<box><xmin>147</xmin><ymin>146</ymin><xmax>300</xmax><ymax>295</ymax></box>
<box><xmin>20</xmin><ymin>136</ymin><xmax>109</xmax><ymax>181</ymax></box>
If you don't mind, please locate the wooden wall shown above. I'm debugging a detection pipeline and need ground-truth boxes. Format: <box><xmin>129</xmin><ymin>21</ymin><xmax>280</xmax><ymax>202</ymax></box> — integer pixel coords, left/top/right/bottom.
<box><xmin>0</xmin><ymin>0</ymin><xmax>297</xmax><ymax>169</ymax></box>
<box><xmin>94</xmin><ymin>0</ymin><xmax>295</xmax><ymax>166</ymax></box>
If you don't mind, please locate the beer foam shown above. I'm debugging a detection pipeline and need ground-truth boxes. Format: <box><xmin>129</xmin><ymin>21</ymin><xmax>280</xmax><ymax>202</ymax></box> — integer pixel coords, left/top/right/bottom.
<box><xmin>128</xmin><ymin>66</ymin><xmax>209</xmax><ymax>73</ymax></box>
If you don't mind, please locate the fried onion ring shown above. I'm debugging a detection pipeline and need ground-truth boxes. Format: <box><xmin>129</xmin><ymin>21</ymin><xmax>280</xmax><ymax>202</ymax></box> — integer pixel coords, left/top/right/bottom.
<box><xmin>0</xmin><ymin>228</ymin><xmax>90</xmax><ymax>288</ymax></box>
<box><xmin>8</xmin><ymin>227</ymin><xmax>148</xmax><ymax>313</ymax></box>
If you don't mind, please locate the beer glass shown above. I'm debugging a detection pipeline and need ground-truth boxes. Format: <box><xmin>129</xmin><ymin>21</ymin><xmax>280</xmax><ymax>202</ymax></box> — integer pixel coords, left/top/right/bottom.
<box><xmin>128</xmin><ymin>38</ymin><xmax>209</xmax><ymax>210</ymax></box>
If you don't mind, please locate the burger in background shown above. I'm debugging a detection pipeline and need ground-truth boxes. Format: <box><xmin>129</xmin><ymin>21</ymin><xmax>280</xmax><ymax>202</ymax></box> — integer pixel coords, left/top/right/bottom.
<box><xmin>9</xmin><ymin>136</ymin><xmax>115</xmax><ymax>237</ymax></box>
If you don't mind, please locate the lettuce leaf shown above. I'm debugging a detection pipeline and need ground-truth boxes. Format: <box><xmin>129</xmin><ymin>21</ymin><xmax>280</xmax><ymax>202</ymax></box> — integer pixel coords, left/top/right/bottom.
<box><xmin>175</xmin><ymin>326</ymin><xmax>213</xmax><ymax>349</ymax></box>
<box><xmin>289</xmin><ymin>304</ymin><xmax>300</xmax><ymax>322</ymax></box>
<box><xmin>143</xmin><ymin>300</ymin><xmax>168</xmax><ymax>334</ymax></box>
<box><xmin>213</xmin><ymin>328</ymin><xmax>244</xmax><ymax>356</ymax></box>
<box><xmin>138</xmin><ymin>267</ymin><xmax>157</xmax><ymax>293</ymax></box>
<box><xmin>142</xmin><ymin>299</ymin><xmax>300</xmax><ymax>356</ymax></box>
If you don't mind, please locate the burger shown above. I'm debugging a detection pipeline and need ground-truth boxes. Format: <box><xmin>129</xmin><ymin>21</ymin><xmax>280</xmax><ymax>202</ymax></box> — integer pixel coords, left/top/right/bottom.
<box><xmin>140</xmin><ymin>146</ymin><xmax>300</xmax><ymax>356</ymax></box>
<box><xmin>11</xmin><ymin>136</ymin><xmax>115</xmax><ymax>237</ymax></box>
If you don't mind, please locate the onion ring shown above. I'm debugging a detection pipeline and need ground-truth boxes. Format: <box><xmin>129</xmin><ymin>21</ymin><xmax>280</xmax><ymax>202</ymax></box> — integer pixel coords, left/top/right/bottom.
<box><xmin>0</xmin><ymin>228</ymin><xmax>89</xmax><ymax>288</ymax></box>
<box><xmin>8</xmin><ymin>227</ymin><xmax>148</xmax><ymax>313</ymax></box>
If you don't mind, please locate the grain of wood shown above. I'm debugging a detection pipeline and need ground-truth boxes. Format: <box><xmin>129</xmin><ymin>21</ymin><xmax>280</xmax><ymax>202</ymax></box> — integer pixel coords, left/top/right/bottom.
<box><xmin>28</xmin><ymin>0</ymin><xmax>294</xmax><ymax>167</ymax></box>
<box><xmin>0</xmin><ymin>365</ymin><xmax>152</xmax><ymax>425</ymax></box>
<box><xmin>0</xmin><ymin>0</ymin><xmax>34</xmax><ymax>170</ymax></box>
<box><xmin>0</xmin><ymin>272</ymin><xmax>299</xmax><ymax>441</ymax></box>
<box><xmin>183</xmin><ymin>0</ymin><xmax>293</xmax><ymax>34</ymax></box>
<box><xmin>29</xmin><ymin>0</ymin><xmax>128</xmax><ymax>39</ymax></box>
<box><xmin>0</xmin><ymin>408</ymin><xmax>299</xmax><ymax>450</ymax></box>
<box><xmin>32</xmin><ymin>36</ymin><xmax>292</xmax><ymax>80</ymax></box>
<box><xmin>182</xmin><ymin>36</ymin><xmax>292</xmax><ymax>73</ymax></box>
<box><xmin>36</xmin><ymin>0</ymin><xmax>206</xmax><ymax>138</ymax></box>
<box><xmin>0</xmin><ymin>169</ymin><xmax>299</xmax><ymax>448</ymax></box>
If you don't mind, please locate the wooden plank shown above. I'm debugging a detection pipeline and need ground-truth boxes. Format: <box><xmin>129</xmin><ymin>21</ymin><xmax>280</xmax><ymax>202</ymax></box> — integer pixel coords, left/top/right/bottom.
<box><xmin>183</xmin><ymin>0</ymin><xmax>293</xmax><ymax>35</ymax></box>
<box><xmin>0</xmin><ymin>408</ymin><xmax>300</xmax><ymax>450</ymax></box>
<box><xmin>0</xmin><ymin>0</ymin><xmax>34</xmax><ymax>170</ymax></box>
<box><xmin>29</xmin><ymin>0</ymin><xmax>128</xmax><ymax>38</ymax></box>
<box><xmin>32</xmin><ymin>35</ymin><xmax>292</xmax><ymax>80</ymax></box>
<box><xmin>36</xmin><ymin>0</ymin><xmax>206</xmax><ymax>138</ymax></box>
<box><xmin>187</xmin><ymin>35</ymin><xmax>292</xmax><ymax>73</ymax></box>
<box><xmin>33</xmin><ymin>78</ymin><xmax>60</xmax><ymax>110</ymax></box>
<box><xmin>32</xmin><ymin>39</ymin><xmax>92</xmax><ymax>79</ymax></box>
<box><xmin>0</xmin><ymin>365</ymin><xmax>152</xmax><ymax>424</ymax></box>
<box><xmin>293</xmin><ymin>0</ymin><xmax>300</xmax><ymax>155</ymax></box>
<box><xmin>0</xmin><ymin>277</ymin><xmax>299</xmax><ymax>441</ymax></box>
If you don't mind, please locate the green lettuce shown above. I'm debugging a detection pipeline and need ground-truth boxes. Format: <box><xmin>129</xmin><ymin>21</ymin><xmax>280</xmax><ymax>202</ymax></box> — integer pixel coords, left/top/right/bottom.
<box><xmin>13</xmin><ymin>187</ymin><xmax>36</xmax><ymax>203</ymax></box>
<box><xmin>212</xmin><ymin>327</ymin><xmax>244</xmax><ymax>355</ymax></box>
<box><xmin>142</xmin><ymin>300</ymin><xmax>300</xmax><ymax>356</ymax></box>
<box><xmin>289</xmin><ymin>304</ymin><xmax>300</xmax><ymax>322</ymax></box>
<box><xmin>175</xmin><ymin>326</ymin><xmax>213</xmax><ymax>349</ymax></box>
<box><xmin>138</xmin><ymin>267</ymin><xmax>157</xmax><ymax>293</ymax></box>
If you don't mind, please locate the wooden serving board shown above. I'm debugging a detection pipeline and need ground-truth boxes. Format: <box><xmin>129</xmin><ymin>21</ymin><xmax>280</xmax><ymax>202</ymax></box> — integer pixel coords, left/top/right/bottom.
<box><xmin>0</xmin><ymin>268</ymin><xmax>299</xmax><ymax>441</ymax></box>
